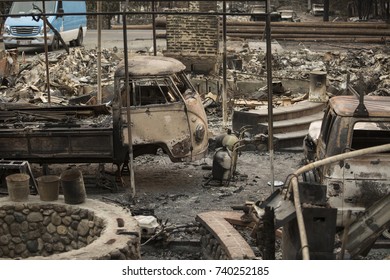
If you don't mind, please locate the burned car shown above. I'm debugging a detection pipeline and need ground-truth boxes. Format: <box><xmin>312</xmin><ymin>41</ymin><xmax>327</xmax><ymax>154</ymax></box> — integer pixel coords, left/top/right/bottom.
<box><xmin>114</xmin><ymin>55</ymin><xmax>209</xmax><ymax>162</ymax></box>
<box><xmin>303</xmin><ymin>95</ymin><xmax>390</xmax><ymax>229</ymax></box>
<box><xmin>310</xmin><ymin>4</ymin><xmax>324</xmax><ymax>16</ymax></box>
<box><xmin>0</xmin><ymin>55</ymin><xmax>209</xmax><ymax>171</ymax></box>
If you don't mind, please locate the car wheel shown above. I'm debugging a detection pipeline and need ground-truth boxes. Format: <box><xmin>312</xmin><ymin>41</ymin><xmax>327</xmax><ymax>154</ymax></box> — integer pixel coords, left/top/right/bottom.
<box><xmin>75</xmin><ymin>28</ymin><xmax>83</xmax><ymax>47</ymax></box>
<box><xmin>49</xmin><ymin>36</ymin><xmax>59</xmax><ymax>51</ymax></box>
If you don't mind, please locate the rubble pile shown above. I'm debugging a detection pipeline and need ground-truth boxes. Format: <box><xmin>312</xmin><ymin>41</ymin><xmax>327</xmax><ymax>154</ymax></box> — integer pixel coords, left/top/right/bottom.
<box><xmin>228</xmin><ymin>44</ymin><xmax>390</xmax><ymax>97</ymax></box>
<box><xmin>1</xmin><ymin>44</ymin><xmax>389</xmax><ymax>107</ymax></box>
<box><xmin>0</xmin><ymin>47</ymin><xmax>123</xmax><ymax>105</ymax></box>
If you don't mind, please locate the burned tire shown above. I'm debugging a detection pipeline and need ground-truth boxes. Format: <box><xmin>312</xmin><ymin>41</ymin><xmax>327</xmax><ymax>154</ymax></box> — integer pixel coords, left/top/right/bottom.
<box><xmin>75</xmin><ymin>28</ymin><xmax>83</xmax><ymax>47</ymax></box>
<box><xmin>49</xmin><ymin>36</ymin><xmax>59</xmax><ymax>51</ymax></box>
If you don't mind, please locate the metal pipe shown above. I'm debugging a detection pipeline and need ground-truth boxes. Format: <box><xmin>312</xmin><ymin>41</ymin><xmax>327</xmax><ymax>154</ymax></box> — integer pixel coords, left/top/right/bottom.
<box><xmin>122</xmin><ymin>0</ymin><xmax>136</xmax><ymax>198</ymax></box>
<box><xmin>97</xmin><ymin>1</ymin><xmax>102</xmax><ymax>104</ymax></box>
<box><xmin>222</xmin><ymin>1</ymin><xmax>227</xmax><ymax>128</ymax></box>
<box><xmin>42</xmin><ymin>0</ymin><xmax>51</xmax><ymax>104</ymax></box>
<box><xmin>152</xmin><ymin>0</ymin><xmax>157</xmax><ymax>56</ymax></box>
<box><xmin>287</xmin><ymin>143</ymin><xmax>390</xmax><ymax>260</ymax></box>
<box><xmin>266</xmin><ymin>0</ymin><xmax>275</xmax><ymax>193</ymax></box>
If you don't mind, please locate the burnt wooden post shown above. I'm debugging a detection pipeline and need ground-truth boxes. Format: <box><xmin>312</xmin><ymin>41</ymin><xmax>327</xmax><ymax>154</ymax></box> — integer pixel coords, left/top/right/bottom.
<box><xmin>255</xmin><ymin>206</ymin><xmax>276</xmax><ymax>260</ymax></box>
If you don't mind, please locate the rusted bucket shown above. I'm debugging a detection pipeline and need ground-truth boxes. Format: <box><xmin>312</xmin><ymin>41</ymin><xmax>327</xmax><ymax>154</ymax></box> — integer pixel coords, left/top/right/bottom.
<box><xmin>6</xmin><ymin>173</ymin><xmax>30</xmax><ymax>202</ymax></box>
<box><xmin>309</xmin><ymin>70</ymin><xmax>328</xmax><ymax>102</ymax></box>
<box><xmin>60</xmin><ymin>169</ymin><xmax>86</xmax><ymax>204</ymax></box>
<box><xmin>36</xmin><ymin>175</ymin><xmax>60</xmax><ymax>201</ymax></box>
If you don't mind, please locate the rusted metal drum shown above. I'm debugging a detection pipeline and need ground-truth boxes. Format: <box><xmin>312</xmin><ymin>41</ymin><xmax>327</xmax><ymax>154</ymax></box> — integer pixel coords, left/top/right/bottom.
<box><xmin>36</xmin><ymin>175</ymin><xmax>60</xmax><ymax>201</ymax></box>
<box><xmin>60</xmin><ymin>169</ymin><xmax>86</xmax><ymax>204</ymax></box>
<box><xmin>309</xmin><ymin>70</ymin><xmax>328</xmax><ymax>102</ymax></box>
<box><xmin>6</xmin><ymin>173</ymin><xmax>30</xmax><ymax>202</ymax></box>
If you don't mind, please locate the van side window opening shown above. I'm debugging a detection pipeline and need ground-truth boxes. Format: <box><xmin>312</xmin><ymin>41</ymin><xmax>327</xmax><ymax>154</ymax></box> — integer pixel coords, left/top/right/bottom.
<box><xmin>351</xmin><ymin>121</ymin><xmax>390</xmax><ymax>151</ymax></box>
<box><xmin>321</xmin><ymin>109</ymin><xmax>336</xmax><ymax>145</ymax></box>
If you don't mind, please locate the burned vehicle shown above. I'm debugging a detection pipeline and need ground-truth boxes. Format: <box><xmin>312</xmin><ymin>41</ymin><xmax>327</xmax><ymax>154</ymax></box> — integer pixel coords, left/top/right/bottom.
<box><xmin>0</xmin><ymin>56</ymin><xmax>209</xmax><ymax>174</ymax></box>
<box><xmin>196</xmin><ymin>94</ymin><xmax>390</xmax><ymax>260</ymax></box>
<box><xmin>303</xmin><ymin>95</ymin><xmax>390</xmax><ymax>229</ymax></box>
<box><xmin>249</xmin><ymin>5</ymin><xmax>281</xmax><ymax>22</ymax></box>
<box><xmin>310</xmin><ymin>4</ymin><xmax>324</xmax><ymax>16</ymax></box>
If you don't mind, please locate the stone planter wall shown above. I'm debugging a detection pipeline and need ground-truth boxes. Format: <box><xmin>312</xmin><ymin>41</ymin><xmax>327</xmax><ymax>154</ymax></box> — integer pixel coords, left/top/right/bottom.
<box><xmin>0</xmin><ymin>196</ymin><xmax>140</xmax><ymax>260</ymax></box>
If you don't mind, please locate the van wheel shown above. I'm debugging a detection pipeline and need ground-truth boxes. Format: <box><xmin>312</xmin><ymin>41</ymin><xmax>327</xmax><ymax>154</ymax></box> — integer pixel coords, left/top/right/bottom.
<box><xmin>49</xmin><ymin>36</ymin><xmax>59</xmax><ymax>51</ymax></box>
<box><xmin>75</xmin><ymin>28</ymin><xmax>83</xmax><ymax>46</ymax></box>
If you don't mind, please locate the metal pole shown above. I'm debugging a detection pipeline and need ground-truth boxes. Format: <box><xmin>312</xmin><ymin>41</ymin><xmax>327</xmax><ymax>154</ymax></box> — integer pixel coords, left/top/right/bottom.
<box><xmin>152</xmin><ymin>0</ymin><xmax>157</xmax><ymax>56</ymax></box>
<box><xmin>123</xmin><ymin>0</ymin><xmax>136</xmax><ymax>198</ymax></box>
<box><xmin>42</xmin><ymin>0</ymin><xmax>51</xmax><ymax>104</ymax></box>
<box><xmin>222</xmin><ymin>1</ymin><xmax>228</xmax><ymax>128</ymax></box>
<box><xmin>323</xmin><ymin>0</ymin><xmax>330</xmax><ymax>22</ymax></box>
<box><xmin>266</xmin><ymin>0</ymin><xmax>275</xmax><ymax>192</ymax></box>
<box><xmin>97</xmin><ymin>1</ymin><xmax>102</xmax><ymax>104</ymax></box>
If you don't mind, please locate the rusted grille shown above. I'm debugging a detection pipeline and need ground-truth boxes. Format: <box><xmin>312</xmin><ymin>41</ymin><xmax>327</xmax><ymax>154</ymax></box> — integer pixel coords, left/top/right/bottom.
<box><xmin>10</xmin><ymin>26</ymin><xmax>40</xmax><ymax>35</ymax></box>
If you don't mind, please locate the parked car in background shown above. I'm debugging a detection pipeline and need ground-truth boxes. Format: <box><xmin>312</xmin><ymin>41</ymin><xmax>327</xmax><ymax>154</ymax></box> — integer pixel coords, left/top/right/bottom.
<box><xmin>278</xmin><ymin>9</ymin><xmax>301</xmax><ymax>22</ymax></box>
<box><xmin>250</xmin><ymin>5</ymin><xmax>281</xmax><ymax>22</ymax></box>
<box><xmin>3</xmin><ymin>1</ymin><xmax>87</xmax><ymax>50</ymax></box>
<box><xmin>310</xmin><ymin>4</ymin><xmax>324</xmax><ymax>16</ymax></box>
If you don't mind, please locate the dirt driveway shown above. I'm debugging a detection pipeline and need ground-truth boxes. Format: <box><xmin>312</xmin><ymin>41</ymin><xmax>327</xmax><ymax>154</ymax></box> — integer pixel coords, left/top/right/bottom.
<box><xmin>114</xmin><ymin>150</ymin><xmax>302</xmax><ymax>225</ymax></box>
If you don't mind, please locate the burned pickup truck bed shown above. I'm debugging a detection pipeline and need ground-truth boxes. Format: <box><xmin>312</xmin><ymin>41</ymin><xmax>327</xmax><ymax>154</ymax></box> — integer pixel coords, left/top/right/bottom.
<box><xmin>0</xmin><ymin>55</ymin><xmax>210</xmax><ymax>169</ymax></box>
<box><xmin>0</xmin><ymin>103</ymin><xmax>125</xmax><ymax>165</ymax></box>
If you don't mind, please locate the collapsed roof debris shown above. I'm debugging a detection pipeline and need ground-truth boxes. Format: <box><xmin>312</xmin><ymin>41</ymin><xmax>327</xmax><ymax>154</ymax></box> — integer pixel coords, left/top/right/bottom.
<box><xmin>225</xmin><ymin>44</ymin><xmax>390</xmax><ymax>101</ymax></box>
<box><xmin>0</xmin><ymin>44</ymin><xmax>389</xmax><ymax>108</ymax></box>
<box><xmin>0</xmin><ymin>47</ymin><xmax>123</xmax><ymax>105</ymax></box>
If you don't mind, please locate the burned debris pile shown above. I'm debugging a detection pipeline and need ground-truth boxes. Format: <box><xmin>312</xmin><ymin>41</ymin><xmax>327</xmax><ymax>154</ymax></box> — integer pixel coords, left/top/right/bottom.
<box><xmin>0</xmin><ymin>45</ymin><xmax>389</xmax><ymax>110</ymax></box>
<box><xmin>0</xmin><ymin>47</ymin><xmax>123</xmax><ymax>105</ymax></box>
<box><xmin>225</xmin><ymin>44</ymin><xmax>390</xmax><ymax>104</ymax></box>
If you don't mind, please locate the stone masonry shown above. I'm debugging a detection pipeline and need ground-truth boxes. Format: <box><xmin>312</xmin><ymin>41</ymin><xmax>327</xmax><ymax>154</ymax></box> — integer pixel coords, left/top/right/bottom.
<box><xmin>0</xmin><ymin>196</ymin><xmax>140</xmax><ymax>260</ymax></box>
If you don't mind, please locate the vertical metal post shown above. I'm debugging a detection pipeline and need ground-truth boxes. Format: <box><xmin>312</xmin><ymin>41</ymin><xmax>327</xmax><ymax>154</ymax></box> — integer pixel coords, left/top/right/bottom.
<box><xmin>222</xmin><ymin>1</ymin><xmax>228</xmax><ymax>127</ymax></box>
<box><xmin>123</xmin><ymin>0</ymin><xmax>135</xmax><ymax>198</ymax></box>
<box><xmin>323</xmin><ymin>0</ymin><xmax>330</xmax><ymax>22</ymax></box>
<box><xmin>42</xmin><ymin>0</ymin><xmax>51</xmax><ymax>104</ymax></box>
<box><xmin>152</xmin><ymin>0</ymin><xmax>157</xmax><ymax>56</ymax></box>
<box><xmin>266</xmin><ymin>0</ymin><xmax>275</xmax><ymax>192</ymax></box>
<box><xmin>97</xmin><ymin>1</ymin><xmax>102</xmax><ymax>104</ymax></box>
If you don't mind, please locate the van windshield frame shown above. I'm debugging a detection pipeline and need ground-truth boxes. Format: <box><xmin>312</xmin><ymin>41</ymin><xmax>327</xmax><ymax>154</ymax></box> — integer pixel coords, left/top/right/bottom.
<box><xmin>10</xmin><ymin>1</ymin><xmax>57</xmax><ymax>15</ymax></box>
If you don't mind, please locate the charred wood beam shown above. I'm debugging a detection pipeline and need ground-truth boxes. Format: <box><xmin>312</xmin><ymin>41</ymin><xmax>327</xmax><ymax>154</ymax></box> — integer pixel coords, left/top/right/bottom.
<box><xmin>254</xmin><ymin>206</ymin><xmax>275</xmax><ymax>260</ymax></box>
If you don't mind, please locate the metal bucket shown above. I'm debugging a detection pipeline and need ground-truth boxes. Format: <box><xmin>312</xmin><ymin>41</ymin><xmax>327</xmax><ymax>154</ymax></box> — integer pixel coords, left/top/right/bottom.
<box><xmin>36</xmin><ymin>175</ymin><xmax>60</xmax><ymax>201</ymax></box>
<box><xmin>6</xmin><ymin>173</ymin><xmax>30</xmax><ymax>202</ymax></box>
<box><xmin>60</xmin><ymin>169</ymin><xmax>86</xmax><ymax>204</ymax></box>
<box><xmin>309</xmin><ymin>70</ymin><xmax>328</xmax><ymax>102</ymax></box>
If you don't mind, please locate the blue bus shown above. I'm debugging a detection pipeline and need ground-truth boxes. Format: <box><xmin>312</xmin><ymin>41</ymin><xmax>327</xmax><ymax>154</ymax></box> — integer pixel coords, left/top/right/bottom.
<box><xmin>3</xmin><ymin>1</ymin><xmax>87</xmax><ymax>50</ymax></box>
